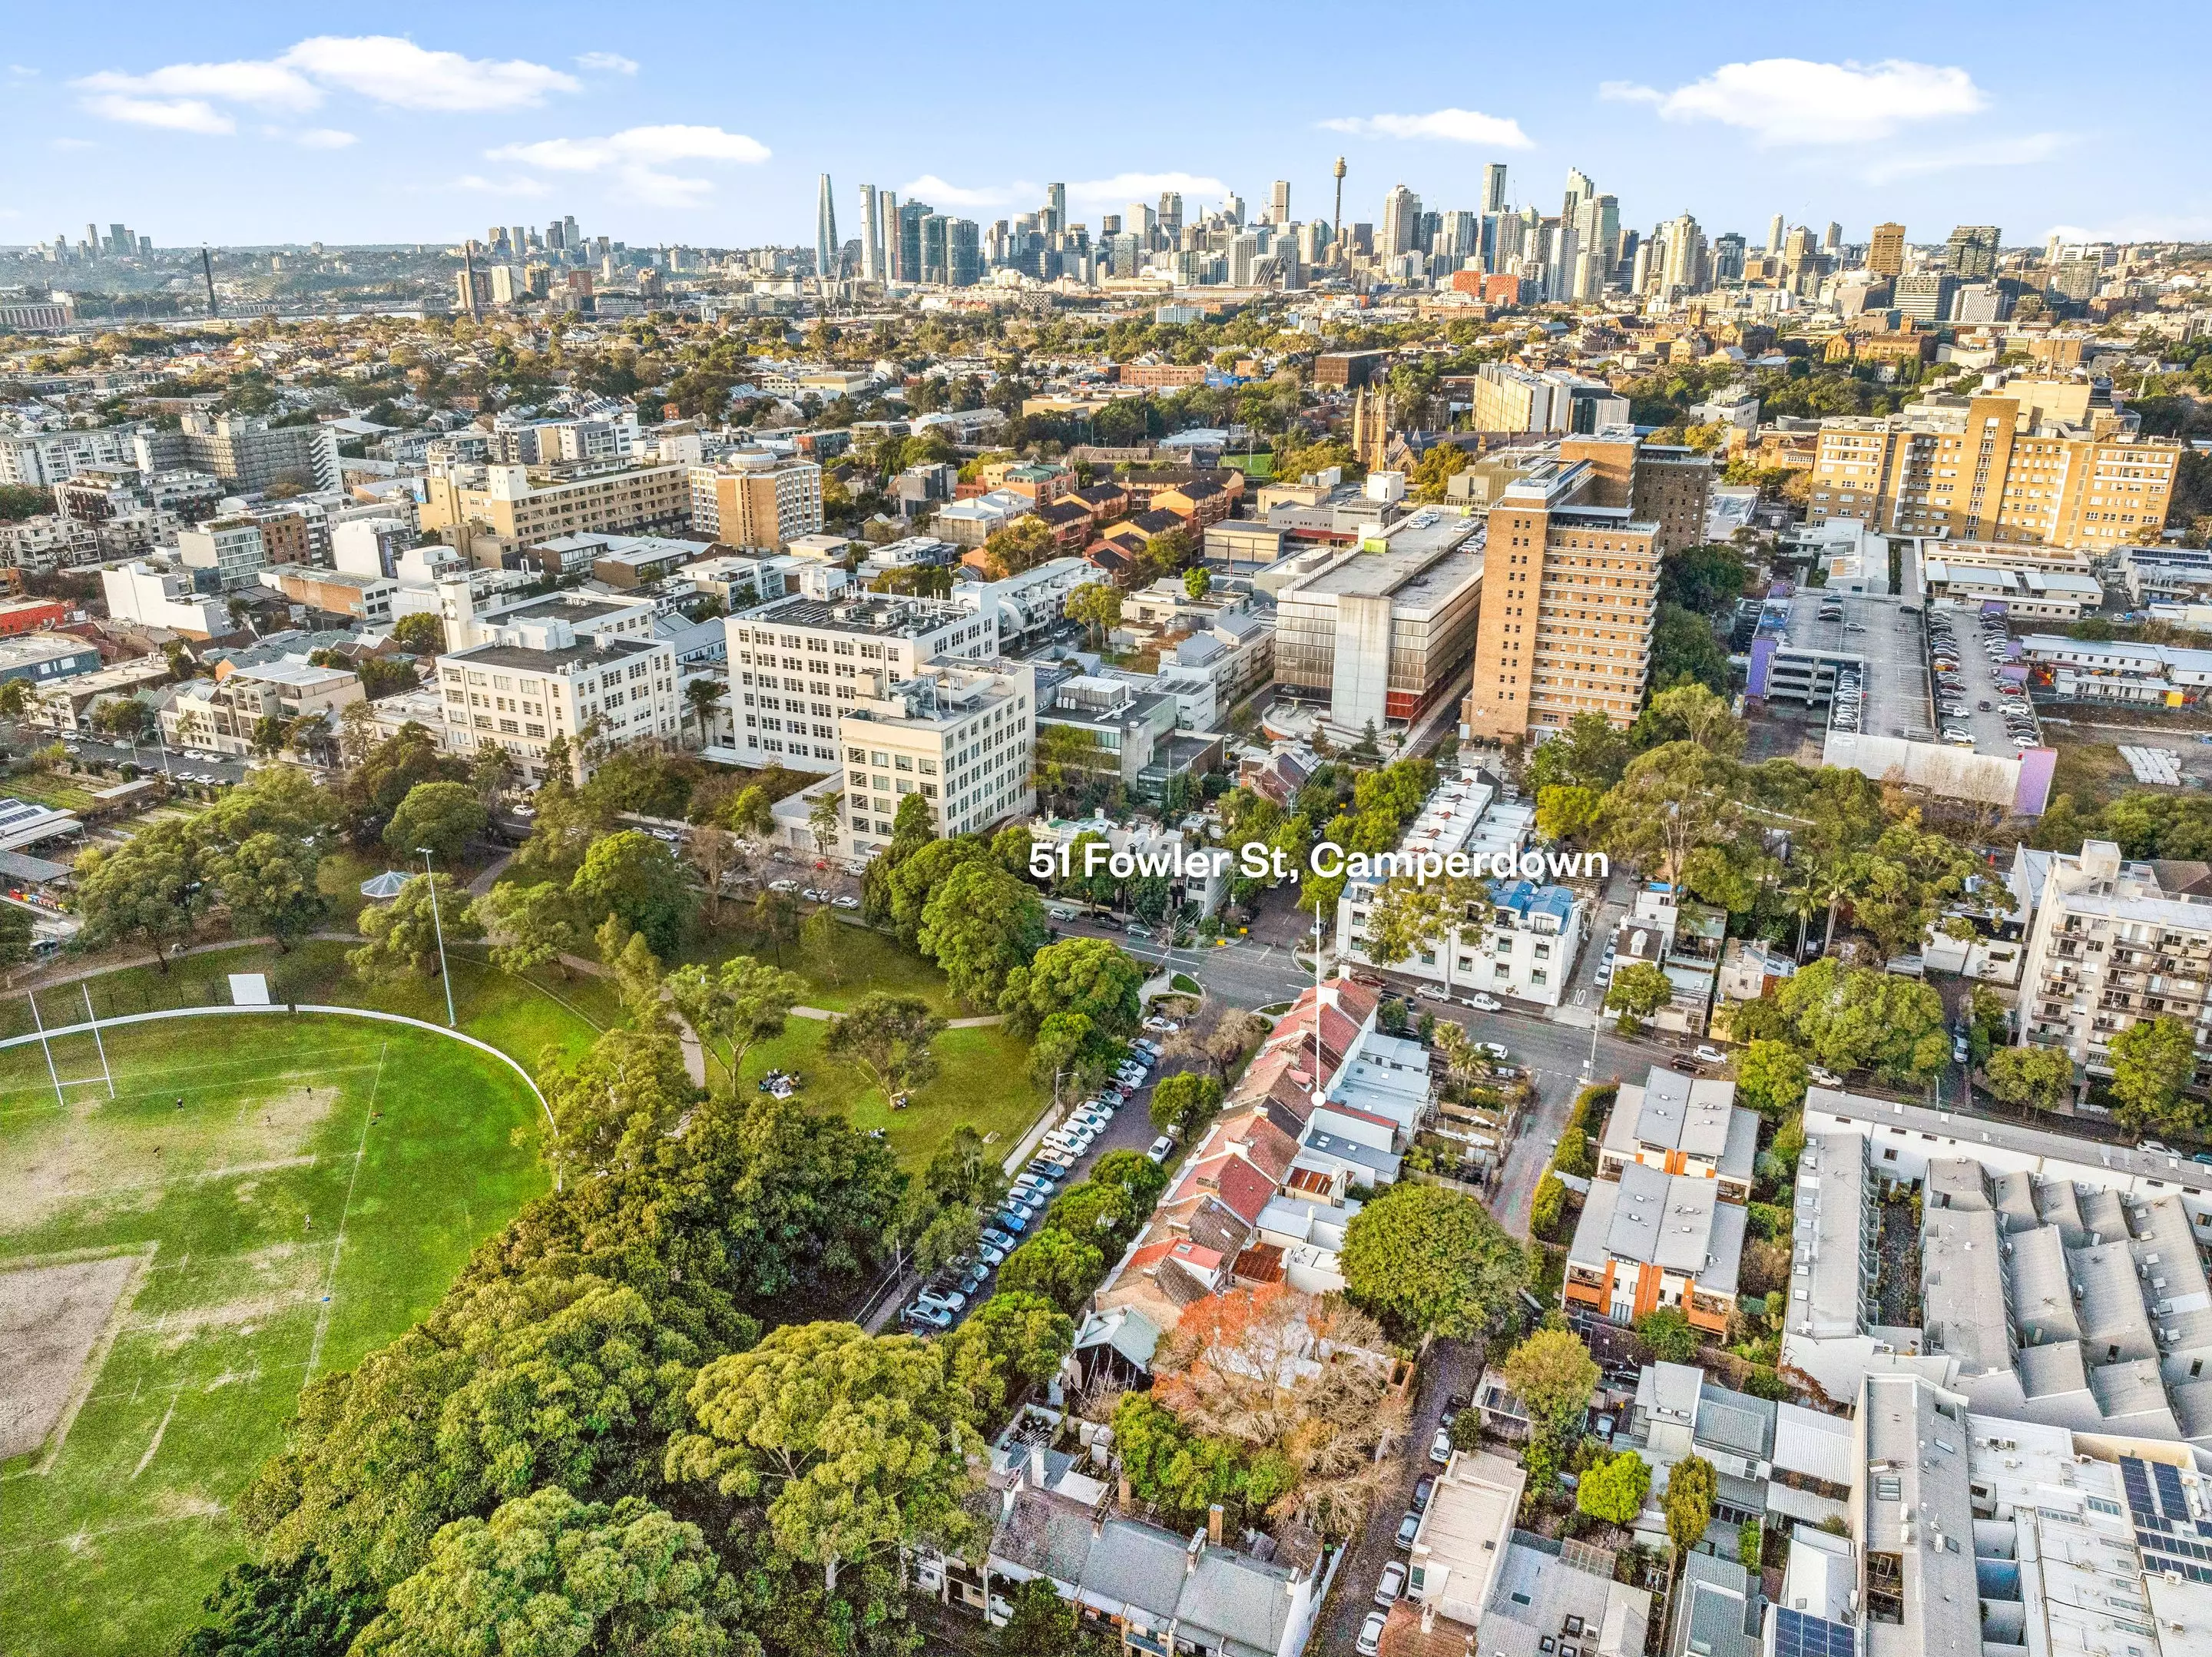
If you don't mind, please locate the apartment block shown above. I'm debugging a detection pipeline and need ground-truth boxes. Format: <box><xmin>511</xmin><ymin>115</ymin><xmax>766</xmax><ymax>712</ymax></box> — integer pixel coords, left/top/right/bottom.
<box><xmin>1783</xmin><ymin>1093</ymin><xmax>2212</xmax><ymax>1444</ymax></box>
<box><xmin>162</xmin><ymin>658</ymin><xmax>363</xmax><ymax>756</ymax></box>
<box><xmin>0</xmin><ymin>424</ymin><xmax>140</xmax><ymax>489</ymax></box>
<box><xmin>262</xmin><ymin>567</ymin><xmax>396</xmax><ymax>625</ymax></box>
<box><xmin>101</xmin><ymin>561</ymin><xmax>229</xmax><ymax>636</ymax></box>
<box><xmin>1807</xmin><ymin>388</ymin><xmax>2181</xmax><ymax>549</ymax></box>
<box><xmin>175</xmin><ymin>520</ymin><xmax>267</xmax><ymax>591</ymax></box>
<box><xmin>1563</xmin><ymin>1158</ymin><xmax>1747</xmax><ymax>1335</ymax></box>
<box><xmin>419</xmin><ymin>460</ymin><xmax>690</xmax><ymax>552</ymax></box>
<box><xmin>1270</xmin><ymin>508</ymin><xmax>1484</xmax><ymax>731</ymax></box>
<box><xmin>2013</xmin><ymin>838</ymin><xmax>2212</xmax><ymax>1079</ymax></box>
<box><xmin>837</xmin><ymin>659</ymin><xmax>1035</xmax><ymax>851</ymax></box>
<box><xmin>437</xmin><ymin>621</ymin><xmax>679</xmax><ymax>786</ymax></box>
<box><xmin>146</xmin><ymin>411</ymin><xmax>342</xmax><ymax>494</ymax></box>
<box><xmin>687</xmin><ymin>454</ymin><xmax>825</xmax><ymax>549</ymax></box>
<box><xmin>725</xmin><ymin>592</ymin><xmax>997</xmax><ymax>772</ymax></box>
<box><xmin>1596</xmin><ymin>1065</ymin><xmax>1760</xmax><ymax>1202</ymax></box>
<box><xmin>1460</xmin><ymin>453</ymin><xmax>1662</xmax><ymax>738</ymax></box>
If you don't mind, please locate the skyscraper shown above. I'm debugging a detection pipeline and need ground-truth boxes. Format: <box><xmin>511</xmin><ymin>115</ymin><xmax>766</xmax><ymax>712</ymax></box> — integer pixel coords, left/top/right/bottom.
<box><xmin>1766</xmin><ymin>214</ymin><xmax>1784</xmax><ymax>255</ymax></box>
<box><xmin>1381</xmin><ymin>184</ymin><xmax>1421</xmax><ymax>256</ymax></box>
<box><xmin>1823</xmin><ymin>221</ymin><xmax>1842</xmax><ymax>254</ymax></box>
<box><xmin>1269</xmin><ymin>180</ymin><xmax>1290</xmax><ymax>225</ymax></box>
<box><xmin>1867</xmin><ymin>222</ymin><xmax>1906</xmax><ymax>278</ymax></box>
<box><xmin>1661</xmin><ymin>212</ymin><xmax>1704</xmax><ymax>293</ymax></box>
<box><xmin>1481</xmin><ymin>164</ymin><xmax>1508</xmax><ymax>214</ymax></box>
<box><xmin>1158</xmin><ymin>193</ymin><xmax>1184</xmax><ymax>246</ymax></box>
<box><xmin>948</xmin><ymin>220</ymin><xmax>980</xmax><ymax>287</ymax></box>
<box><xmin>859</xmin><ymin>184</ymin><xmax>881</xmax><ymax>280</ymax></box>
<box><xmin>1946</xmin><ymin>224</ymin><xmax>2002</xmax><ymax>280</ymax></box>
<box><xmin>815</xmin><ymin>174</ymin><xmax>839</xmax><ymax>281</ymax></box>
<box><xmin>1562</xmin><ymin>167</ymin><xmax>1595</xmax><ymax>221</ymax></box>
<box><xmin>1043</xmin><ymin>183</ymin><xmax>1065</xmax><ymax>236</ymax></box>
<box><xmin>1127</xmin><ymin>201</ymin><xmax>1157</xmax><ymax>247</ymax></box>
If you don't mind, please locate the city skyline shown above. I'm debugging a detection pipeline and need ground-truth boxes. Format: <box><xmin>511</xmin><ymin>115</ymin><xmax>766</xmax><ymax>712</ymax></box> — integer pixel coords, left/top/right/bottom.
<box><xmin>4</xmin><ymin>3</ymin><xmax>2210</xmax><ymax>248</ymax></box>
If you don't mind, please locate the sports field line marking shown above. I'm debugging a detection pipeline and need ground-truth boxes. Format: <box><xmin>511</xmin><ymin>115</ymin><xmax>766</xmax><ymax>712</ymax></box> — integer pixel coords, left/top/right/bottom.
<box><xmin>130</xmin><ymin>1394</ymin><xmax>177</xmax><ymax>1480</ymax></box>
<box><xmin>0</xmin><ymin>1502</ymin><xmax>229</xmax><ymax>1556</ymax></box>
<box><xmin>302</xmin><ymin>1042</ymin><xmax>384</xmax><ymax>1389</ymax></box>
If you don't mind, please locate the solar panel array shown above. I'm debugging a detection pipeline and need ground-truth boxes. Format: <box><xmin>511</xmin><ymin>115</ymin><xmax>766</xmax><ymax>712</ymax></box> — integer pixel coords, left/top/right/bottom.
<box><xmin>2120</xmin><ymin>1454</ymin><xmax>2212</xmax><ymax>1585</ymax></box>
<box><xmin>1772</xmin><ymin>1607</ymin><xmax>1856</xmax><ymax>1657</ymax></box>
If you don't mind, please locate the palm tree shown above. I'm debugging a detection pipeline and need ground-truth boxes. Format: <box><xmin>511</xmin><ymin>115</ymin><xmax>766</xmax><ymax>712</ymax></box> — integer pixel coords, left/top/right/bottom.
<box><xmin>684</xmin><ymin>677</ymin><xmax>724</xmax><ymax>747</ymax></box>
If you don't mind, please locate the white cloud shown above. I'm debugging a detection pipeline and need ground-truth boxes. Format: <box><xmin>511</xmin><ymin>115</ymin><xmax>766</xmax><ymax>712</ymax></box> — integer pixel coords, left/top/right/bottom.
<box><xmin>296</xmin><ymin>128</ymin><xmax>359</xmax><ymax>149</ymax></box>
<box><xmin>576</xmin><ymin>51</ymin><xmax>639</xmax><ymax>75</ymax></box>
<box><xmin>898</xmin><ymin>174</ymin><xmax>1037</xmax><ymax>209</ymax></box>
<box><xmin>1065</xmin><ymin>172</ymin><xmax>1230</xmax><ymax>207</ymax></box>
<box><xmin>1601</xmin><ymin>58</ymin><xmax>1985</xmax><ymax>146</ymax></box>
<box><xmin>8</xmin><ymin>65</ymin><xmax>38</xmax><ymax>78</ymax></box>
<box><xmin>1318</xmin><ymin>108</ymin><xmax>1534</xmax><ymax>148</ymax></box>
<box><xmin>1859</xmin><ymin>131</ymin><xmax>2069</xmax><ymax>184</ymax></box>
<box><xmin>488</xmin><ymin>124</ymin><xmax>770</xmax><ymax>207</ymax></box>
<box><xmin>49</xmin><ymin>137</ymin><xmax>98</xmax><ymax>151</ymax></box>
<box><xmin>277</xmin><ymin>36</ymin><xmax>578</xmax><ymax>111</ymax></box>
<box><xmin>73</xmin><ymin>35</ymin><xmax>579</xmax><ymax>133</ymax></box>
<box><xmin>78</xmin><ymin>93</ymin><xmax>237</xmax><ymax>134</ymax></box>
<box><xmin>448</xmin><ymin>174</ymin><xmax>552</xmax><ymax>199</ymax></box>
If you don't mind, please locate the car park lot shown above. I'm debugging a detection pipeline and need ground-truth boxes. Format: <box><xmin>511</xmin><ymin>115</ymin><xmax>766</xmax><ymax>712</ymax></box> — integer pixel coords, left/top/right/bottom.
<box><xmin>1926</xmin><ymin>608</ymin><xmax>2040</xmax><ymax>753</ymax></box>
<box><xmin>897</xmin><ymin>1039</ymin><xmax>1167</xmax><ymax>1335</ymax></box>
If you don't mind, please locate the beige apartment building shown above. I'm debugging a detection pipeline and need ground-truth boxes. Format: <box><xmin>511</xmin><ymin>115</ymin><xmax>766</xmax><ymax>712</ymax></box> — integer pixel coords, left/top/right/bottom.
<box><xmin>1460</xmin><ymin>453</ymin><xmax>1662</xmax><ymax>739</ymax></box>
<box><xmin>1558</xmin><ymin>430</ymin><xmax>1714</xmax><ymax>555</ymax></box>
<box><xmin>419</xmin><ymin>461</ymin><xmax>690</xmax><ymax>554</ymax></box>
<box><xmin>435</xmin><ymin>618</ymin><xmax>680</xmax><ymax>787</ymax></box>
<box><xmin>1808</xmin><ymin>388</ymin><xmax>2180</xmax><ymax>549</ymax></box>
<box><xmin>836</xmin><ymin>659</ymin><xmax>1036</xmax><ymax>852</ymax></box>
<box><xmin>687</xmin><ymin>456</ymin><xmax>824</xmax><ymax>549</ymax></box>
<box><xmin>164</xmin><ymin>658</ymin><xmax>363</xmax><ymax>756</ymax></box>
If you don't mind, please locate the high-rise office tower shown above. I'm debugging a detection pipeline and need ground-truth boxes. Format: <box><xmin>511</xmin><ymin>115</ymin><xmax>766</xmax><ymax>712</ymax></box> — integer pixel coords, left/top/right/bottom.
<box><xmin>815</xmin><ymin>174</ymin><xmax>839</xmax><ymax>280</ymax></box>
<box><xmin>563</xmin><ymin>214</ymin><xmax>580</xmax><ymax>250</ymax></box>
<box><xmin>1661</xmin><ymin>211</ymin><xmax>1704</xmax><ymax>293</ymax></box>
<box><xmin>1042</xmin><ymin>183</ymin><xmax>1065</xmax><ymax>237</ymax></box>
<box><xmin>1481</xmin><ymin>164</ymin><xmax>1508</xmax><ymax>215</ymax></box>
<box><xmin>1127</xmin><ymin>201</ymin><xmax>1157</xmax><ymax>247</ymax></box>
<box><xmin>512</xmin><ymin>226</ymin><xmax>528</xmax><ymax>256</ymax></box>
<box><xmin>1946</xmin><ymin>224</ymin><xmax>2002</xmax><ymax>281</ymax></box>
<box><xmin>920</xmin><ymin>214</ymin><xmax>948</xmax><ymax>284</ymax></box>
<box><xmin>1766</xmin><ymin>214</ymin><xmax>1784</xmax><ymax>255</ymax></box>
<box><xmin>1439</xmin><ymin>210</ymin><xmax>1479</xmax><ymax>258</ymax></box>
<box><xmin>1823</xmin><ymin>221</ymin><xmax>1843</xmax><ymax>253</ymax></box>
<box><xmin>1562</xmin><ymin>167</ymin><xmax>1595</xmax><ymax>222</ymax></box>
<box><xmin>897</xmin><ymin>200</ymin><xmax>929</xmax><ymax>283</ymax></box>
<box><xmin>880</xmin><ymin>193</ymin><xmax>899</xmax><ymax>279</ymax></box>
<box><xmin>1158</xmin><ymin>193</ymin><xmax>1184</xmax><ymax>244</ymax></box>
<box><xmin>1381</xmin><ymin>184</ymin><xmax>1421</xmax><ymax>256</ymax></box>
<box><xmin>948</xmin><ymin>220</ymin><xmax>980</xmax><ymax>287</ymax></box>
<box><xmin>545</xmin><ymin>219</ymin><xmax>566</xmax><ymax>252</ymax></box>
<box><xmin>1223</xmin><ymin>192</ymin><xmax>1245</xmax><ymax>228</ymax></box>
<box><xmin>1867</xmin><ymin>222</ymin><xmax>1907</xmax><ymax>278</ymax></box>
<box><xmin>859</xmin><ymin>184</ymin><xmax>881</xmax><ymax>280</ymax></box>
<box><xmin>1712</xmin><ymin>231</ymin><xmax>1747</xmax><ymax>283</ymax></box>
<box><xmin>1269</xmin><ymin>180</ymin><xmax>1290</xmax><ymax>225</ymax></box>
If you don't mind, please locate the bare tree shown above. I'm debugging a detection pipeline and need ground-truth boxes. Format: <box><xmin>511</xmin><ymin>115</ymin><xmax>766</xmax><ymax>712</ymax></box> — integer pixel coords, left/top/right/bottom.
<box><xmin>687</xmin><ymin>824</ymin><xmax>742</xmax><ymax>926</ymax></box>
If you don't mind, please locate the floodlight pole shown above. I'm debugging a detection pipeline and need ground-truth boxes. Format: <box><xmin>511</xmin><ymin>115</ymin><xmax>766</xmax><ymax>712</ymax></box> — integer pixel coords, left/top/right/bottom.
<box><xmin>419</xmin><ymin>849</ymin><xmax>455</xmax><ymax>1028</ymax></box>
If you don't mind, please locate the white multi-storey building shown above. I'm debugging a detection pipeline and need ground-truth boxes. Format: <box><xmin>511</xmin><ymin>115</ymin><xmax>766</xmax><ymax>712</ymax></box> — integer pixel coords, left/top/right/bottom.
<box><xmin>945</xmin><ymin>556</ymin><xmax>1095</xmax><ymax>645</ymax></box>
<box><xmin>0</xmin><ymin>425</ymin><xmax>141</xmax><ymax>488</ymax></box>
<box><xmin>724</xmin><ymin>592</ymin><xmax>997</xmax><ymax>772</ymax></box>
<box><xmin>836</xmin><ymin>660</ymin><xmax>1036</xmax><ymax>851</ymax></box>
<box><xmin>2013</xmin><ymin>838</ymin><xmax>2212</xmax><ymax>1080</ymax></box>
<box><xmin>436</xmin><ymin>618</ymin><xmax>679</xmax><ymax>786</ymax></box>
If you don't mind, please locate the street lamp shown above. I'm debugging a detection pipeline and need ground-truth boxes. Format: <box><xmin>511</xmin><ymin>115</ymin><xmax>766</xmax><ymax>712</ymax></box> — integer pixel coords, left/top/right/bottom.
<box><xmin>418</xmin><ymin>848</ymin><xmax>455</xmax><ymax>1029</ymax></box>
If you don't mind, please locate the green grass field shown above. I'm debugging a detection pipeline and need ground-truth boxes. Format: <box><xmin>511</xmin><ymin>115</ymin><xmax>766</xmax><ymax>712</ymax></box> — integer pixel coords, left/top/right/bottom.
<box><xmin>0</xmin><ymin>1013</ymin><xmax>552</xmax><ymax>1657</ymax></box>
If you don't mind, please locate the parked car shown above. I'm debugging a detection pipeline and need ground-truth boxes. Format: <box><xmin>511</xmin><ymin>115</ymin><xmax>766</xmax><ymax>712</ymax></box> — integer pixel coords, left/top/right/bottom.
<box><xmin>913</xmin><ymin>1287</ymin><xmax>965</xmax><ymax>1315</ymax></box>
<box><xmin>1475</xmin><ymin>1042</ymin><xmax>1509</xmax><ymax>1061</ymax></box>
<box><xmin>1147</xmin><ymin>1135</ymin><xmax>1174</xmax><ymax>1164</ymax></box>
<box><xmin>1125</xmin><ymin>924</ymin><xmax>1152</xmax><ymax>940</ymax></box>
<box><xmin>1143</xmin><ymin>1016</ymin><xmax>1180</xmax><ymax>1032</ymax></box>
<box><xmin>1012</xmin><ymin>1175</ymin><xmax>1056</xmax><ymax>1200</ymax></box>
<box><xmin>1414</xmin><ymin>984</ymin><xmax>1448</xmax><ymax>1002</ymax></box>
<box><xmin>980</xmin><ymin>1228</ymin><xmax>1017</xmax><ymax>1251</ymax></box>
<box><xmin>994</xmin><ymin>1209</ymin><xmax>1031</xmax><ymax>1234</ymax></box>
<box><xmin>902</xmin><ymin>1303</ymin><xmax>954</xmax><ymax>1331</ymax></box>
<box><xmin>1809</xmin><ymin>1065</ymin><xmax>1843</xmax><ymax>1087</ymax></box>
<box><xmin>1373</xmin><ymin>1560</ymin><xmax>1407</xmax><ymax>1608</ymax></box>
<box><xmin>1048</xmin><ymin>906</ymin><xmax>1077</xmax><ymax>921</ymax></box>
<box><xmin>972</xmin><ymin>1241</ymin><xmax>1007</xmax><ymax>1266</ymax></box>
<box><xmin>1430</xmin><ymin>1426</ymin><xmax>1453</xmax><ymax>1464</ymax></box>
<box><xmin>1393</xmin><ymin>1510</ymin><xmax>1421</xmax><ymax>1549</ymax></box>
<box><xmin>1692</xmin><ymin>1044</ymin><xmax>1727</xmax><ymax>1065</ymax></box>
<box><xmin>1460</xmin><ymin>993</ymin><xmax>1502</xmax><ymax>1011</ymax></box>
<box><xmin>1357</xmin><ymin>1611</ymin><xmax>1388</xmax><ymax>1657</ymax></box>
<box><xmin>1412</xmin><ymin>1475</ymin><xmax>1436</xmax><ymax>1513</ymax></box>
<box><xmin>1025</xmin><ymin>1158</ymin><xmax>1068</xmax><ymax>1182</ymax></box>
<box><xmin>1031</xmin><ymin>1148</ymin><xmax>1076</xmax><ymax>1171</ymax></box>
<box><xmin>832</xmin><ymin>895</ymin><xmax>860</xmax><ymax>910</ymax></box>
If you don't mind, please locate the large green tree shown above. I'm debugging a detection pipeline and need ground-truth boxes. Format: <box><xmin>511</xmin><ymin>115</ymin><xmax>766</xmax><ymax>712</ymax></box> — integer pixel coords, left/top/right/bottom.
<box><xmin>382</xmin><ymin>780</ymin><xmax>487</xmax><ymax>867</ymax></box>
<box><xmin>1664</xmin><ymin>1453</ymin><xmax>1718</xmax><ymax>1561</ymax></box>
<box><xmin>666</xmin><ymin>1322</ymin><xmax>982</xmax><ymax>1593</ymax></box>
<box><xmin>664</xmin><ymin>956</ymin><xmax>807</xmax><ymax>1087</ymax></box>
<box><xmin>996</xmin><ymin>1228</ymin><xmax>1108</xmax><ymax>1314</ymax></box>
<box><xmin>1982</xmin><ymin>1045</ymin><xmax>2076</xmax><ymax>1117</ymax></box>
<box><xmin>823</xmin><ymin>993</ymin><xmax>946</xmax><ymax>1108</ymax></box>
<box><xmin>74</xmin><ymin>815</ymin><xmax>212</xmax><ymax>971</ymax></box>
<box><xmin>1605</xmin><ymin>961</ymin><xmax>1674</xmax><ymax>1032</ymax></box>
<box><xmin>1734</xmin><ymin>1039</ymin><xmax>1809</xmax><ymax>1118</ymax></box>
<box><xmin>919</xmin><ymin>860</ymin><xmax>1045</xmax><ymax>1006</ymax></box>
<box><xmin>1778</xmin><ymin>959</ymin><xmax>1949</xmax><ymax>1083</ymax></box>
<box><xmin>1577</xmin><ymin>1450</ymin><xmax>1652</xmax><ymax>1527</ymax></box>
<box><xmin>571</xmin><ymin>830</ymin><xmax>690</xmax><ymax>958</ymax></box>
<box><xmin>355</xmin><ymin>1487</ymin><xmax>741</xmax><ymax>1657</ymax></box>
<box><xmin>1339</xmin><ymin>1182</ymin><xmax>1528</xmax><ymax>1341</ymax></box>
<box><xmin>2109</xmin><ymin>1015</ymin><xmax>2204</xmax><ymax>1136</ymax></box>
<box><xmin>469</xmin><ymin>881</ymin><xmax>588</xmax><ymax>979</ymax></box>
<box><xmin>1500</xmin><ymin>1328</ymin><xmax>1599</xmax><ymax>1441</ymax></box>
<box><xmin>539</xmin><ymin>1028</ymin><xmax>698</xmax><ymax>1176</ymax></box>
<box><xmin>349</xmin><ymin>872</ymin><xmax>479</xmax><ymax>983</ymax></box>
<box><xmin>210</xmin><ymin>830</ymin><xmax>329</xmax><ymax>951</ymax></box>
<box><xmin>998</xmin><ymin>936</ymin><xmax>1144</xmax><ymax>1039</ymax></box>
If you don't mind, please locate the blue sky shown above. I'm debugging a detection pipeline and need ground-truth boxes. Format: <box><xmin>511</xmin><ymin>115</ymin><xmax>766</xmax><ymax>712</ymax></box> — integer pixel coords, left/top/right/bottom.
<box><xmin>3</xmin><ymin>3</ymin><xmax>2204</xmax><ymax>252</ymax></box>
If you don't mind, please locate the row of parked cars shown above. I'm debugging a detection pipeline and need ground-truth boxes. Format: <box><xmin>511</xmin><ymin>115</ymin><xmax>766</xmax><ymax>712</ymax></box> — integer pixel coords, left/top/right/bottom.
<box><xmin>1830</xmin><ymin>661</ymin><xmax>1866</xmax><ymax>735</ymax></box>
<box><xmin>900</xmin><ymin>1039</ymin><xmax>1167</xmax><ymax>1332</ymax></box>
<box><xmin>1929</xmin><ymin>611</ymin><xmax>2038</xmax><ymax>748</ymax></box>
<box><xmin>1353</xmin><ymin>1392</ymin><xmax>1475</xmax><ymax>1653</ymax></box>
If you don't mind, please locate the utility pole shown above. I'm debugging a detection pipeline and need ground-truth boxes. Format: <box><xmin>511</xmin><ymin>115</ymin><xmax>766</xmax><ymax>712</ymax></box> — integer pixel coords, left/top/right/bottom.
<box><xmin>200</xmin><ymin>246</ymin><xmax>217</xmax><ymax>318</ymax></box>
<box><xmin>419</xmin><ymin>849</ymin><xmax>455</xmax><ymax>1028</ymax></box>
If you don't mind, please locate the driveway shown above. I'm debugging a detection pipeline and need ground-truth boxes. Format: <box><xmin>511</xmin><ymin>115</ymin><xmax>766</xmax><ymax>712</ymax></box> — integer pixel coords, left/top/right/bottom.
<box><xmin>1309</xmin><ymin>1337</ymin><xmax>1485</xmax><ymax>1657</ymax></box>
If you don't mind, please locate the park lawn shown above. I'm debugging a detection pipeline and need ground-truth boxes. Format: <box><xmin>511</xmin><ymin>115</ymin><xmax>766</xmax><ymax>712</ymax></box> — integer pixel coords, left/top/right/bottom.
<box><xmin>0</xmin><ymin>940</ymin><xmax>621</xmax><ymax>1074</ymax></box>
<box><xmin>677</xmin><ymin>913</ymin><xmax>966</xmax><ymax>1016</ymax></box>
<box><xmin>0</xmin><ymin>1015</ymin><xmax>549</xmax><ymax>1657</ymax></box>
<box><xmin>733</xmin><ymin>1016</ymin><xmax>1043</xmax><ymax>1170</ymax></box>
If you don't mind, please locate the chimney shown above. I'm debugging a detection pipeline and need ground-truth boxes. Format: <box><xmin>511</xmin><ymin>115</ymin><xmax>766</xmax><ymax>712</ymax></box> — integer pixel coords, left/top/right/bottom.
<box><xmin>1029</xmin><ymin>1444</ymin><xmax>1048</xmax><ymax>1490</ymax></box>
<box><xmin>1207</xmin><ymin>1504</ymin><xmax>1224</xmax><ymax>1546</ymax></box>
<box><xmin>1186</xmin><ymin>1529</ymin><xmax>1204</xmax><ymax>1573</ymax></box>
<box><xmin>1118</xmin><ymin>1474</ymin><xmax>1133</xmax><ymax>1513</ymax></box>
<box><xmin>1422</xmin><ymin>1601</ymin><xmax>1437</xmax><ymax>1633</ymax></box>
